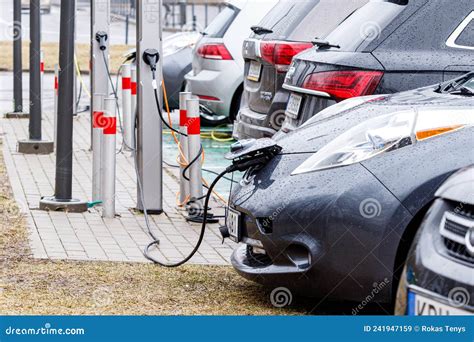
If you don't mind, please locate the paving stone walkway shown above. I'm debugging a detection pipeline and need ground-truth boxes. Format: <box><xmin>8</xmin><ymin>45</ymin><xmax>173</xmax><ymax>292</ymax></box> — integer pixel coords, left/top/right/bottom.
<box><xmin>0</xmin><ymin>72</ymin><xmax>236</xmax><ymax>265</ymax></box>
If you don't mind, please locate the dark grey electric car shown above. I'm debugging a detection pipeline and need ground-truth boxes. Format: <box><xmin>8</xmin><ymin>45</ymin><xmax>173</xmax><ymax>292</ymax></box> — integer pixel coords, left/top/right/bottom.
<box><xmin>278</xmin><ymin>0</ymin><xmax>474</xmax><ymax>136</ymax></box>
<box><xmin>395</xmin><ymin>166</ymin><xmax>474</xmax><ymax>315</ymax></box>
<box><xmin>233</xmin><ymin>0</ymin><xmax>368</xmax><ymax>140</ymax></box>
<box><xmin>225</xmin><ymin>73</ymin><xmax>474</xmax><ymax>305</ymax></box>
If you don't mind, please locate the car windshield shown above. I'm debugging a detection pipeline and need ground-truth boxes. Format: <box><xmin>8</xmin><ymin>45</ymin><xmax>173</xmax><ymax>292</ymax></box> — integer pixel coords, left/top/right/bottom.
<box><xmin>460</xmin><ymin>78</ymin><xmax>474</xmax><ymax>93</ymax></box>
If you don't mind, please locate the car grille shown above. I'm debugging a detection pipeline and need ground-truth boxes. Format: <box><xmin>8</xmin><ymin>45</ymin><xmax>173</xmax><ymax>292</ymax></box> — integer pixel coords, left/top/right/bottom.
<box><xmin>440</xmin><ymin>206</ymin><xmax>474</xmax><ymax>266</ymax></box>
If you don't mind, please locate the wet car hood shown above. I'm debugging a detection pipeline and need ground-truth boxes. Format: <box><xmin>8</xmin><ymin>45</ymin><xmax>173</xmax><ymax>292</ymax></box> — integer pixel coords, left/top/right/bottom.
<box><xmin>274</xmin><ymin>85</ymin><xmax>474</xmax><ymax>154</ymax></box>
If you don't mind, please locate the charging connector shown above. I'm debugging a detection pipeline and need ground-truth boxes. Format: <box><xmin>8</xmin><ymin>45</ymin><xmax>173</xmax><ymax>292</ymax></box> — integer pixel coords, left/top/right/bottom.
<box><xmin>95</xmin><ymin>31</ymin><xmax>108</xmax><ymax>51</ymax></box>
<box><xmin>143</xmin><ymin>49</ymin><xmax>160</xmax><ymax>72</ymax></box>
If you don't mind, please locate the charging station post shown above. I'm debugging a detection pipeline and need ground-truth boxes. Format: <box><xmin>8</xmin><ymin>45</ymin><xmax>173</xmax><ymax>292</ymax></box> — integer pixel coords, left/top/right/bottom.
<box><xmin>186</xmin><ymin>97</ymin><xmax>204</xmax><ymax>213</ymax></box>
<box><xmin>92</xmin><ymin>93</ymin><xmax>105</xmax><ymax>202</ymax></box>
<box><xmin>40</xmin><ymin>0</ymin><xmax>87</xmax><ymax>213</ymax></box>
<box><xmin>102</xmin><ymin>97</ymin><xmax>117</xmax><ymax>218</ymax></box>
<box><xmin>136</xmin><ymin>0</ymin><xmax>164</xmax><ymax>214</ymax></box>
<box><xmin>91</xmin><ymin>0</ymin><xmax>110</xmax><ymax>146</ymax></box>
<box><xmin>18</xmin><ymin>0</ymin><xmax>54</xmax><ymax>155</ymax></box>
<box><xmin>130</xmin><ymin>65</ymin><xmax>137</xmax><ymax>150</ymax></box>
<box><xmin>179</xmin><ymin>92</ymin><xmax>192</xmax><ymax>206</ymax></box>
<box><xmin>4</xmin><ymin>0</ymin><xmax>26</xmax><ymax>118</ymax></box>
<box><xmin>121</xmin><ymin>63</ymin><xmax>133</xmax><ymax>150</ymax></box>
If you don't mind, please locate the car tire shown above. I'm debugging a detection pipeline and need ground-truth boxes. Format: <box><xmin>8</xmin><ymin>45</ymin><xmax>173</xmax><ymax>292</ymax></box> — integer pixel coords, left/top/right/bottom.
<box><xmin>200</xmin><ymin>86</ymin><xmax>243</xmax><ymax>127</ymax></box>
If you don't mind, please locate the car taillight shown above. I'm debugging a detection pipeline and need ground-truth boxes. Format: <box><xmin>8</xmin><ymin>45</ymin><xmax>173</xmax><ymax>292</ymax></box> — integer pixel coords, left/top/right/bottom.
<box><xmin>260</xmin><ymin>41</ymin><xmax>313</xmax><ymax>72</ymax></box>
<box><xmin>302</xmin><ymin>70</ymin><xmax>384</xmax><ymax>101</ymax></box>
<box><xmin>197</xmin><ymin>43</ymin><xmax>233</xmax><ymax>60</ymax></box>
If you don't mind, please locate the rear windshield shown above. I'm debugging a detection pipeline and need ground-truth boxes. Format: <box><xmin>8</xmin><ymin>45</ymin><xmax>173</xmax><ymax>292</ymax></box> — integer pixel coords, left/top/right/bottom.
<box><xmin>252</xmin><ymin>0</ymin><xmax>368</xmax><ymax>42</ymax></box>
<box><xmin>323</xmin><ymin>0</ymin><xmax>408</xmax><ymax>51</ymax></box>
<box><xmin>454</xmin><ymin>14</ymin><xmax>474</xmax><ymax>48</ymax></box>
<box><xmin>203</xmin><ymin>4</ymin><xmax>239</xmax><ymax>38</ymax></box>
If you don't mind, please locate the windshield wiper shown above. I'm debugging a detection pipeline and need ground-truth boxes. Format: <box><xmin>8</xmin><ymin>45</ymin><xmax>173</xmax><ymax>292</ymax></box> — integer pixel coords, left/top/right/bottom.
<box><xmin>450</xmin><ymin>86</ymin><xmax>474</xmax><ymax>96</ymax></box>
<box><xmin>312</xmin><ymin>38</ymin><xmax>340</xmax><ymax>49</ymax></box>
<box><xmin>250</xmin><ymin>26</ymin><xmax>273</xmax><ymax>35</ymax></box>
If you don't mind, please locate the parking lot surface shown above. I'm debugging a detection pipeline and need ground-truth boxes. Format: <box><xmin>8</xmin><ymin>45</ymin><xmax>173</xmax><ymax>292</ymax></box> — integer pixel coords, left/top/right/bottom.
<box><xmin>0</xmin><ymin>72</ymin><xmax>236</xmax><ymax>265</ymax></box>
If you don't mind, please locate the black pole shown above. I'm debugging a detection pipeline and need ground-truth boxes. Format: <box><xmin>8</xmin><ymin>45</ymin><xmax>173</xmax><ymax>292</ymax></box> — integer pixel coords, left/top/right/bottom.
<box><xmin>29</xmin><ymin>0</ymin><xmax>41</xmax><ymax>140</ymax></box>
<box><xmin>13</xmin><ymin>0</ymin><xmax>23</xmax><ymax>113</ymax></box>
<box><xmin>55</xmin><ymin>0</ymin><xmax>75</xmax><ymax>200</ymax></box>
<box><xmin>125</xmin><ymin>14</ymin><xmax>129</xmax><ymax>45</ymax></box>
<box><xmin>40</xmin><ymin>0</ymin><xmax>85</xmax><ymax>212</ymax></box>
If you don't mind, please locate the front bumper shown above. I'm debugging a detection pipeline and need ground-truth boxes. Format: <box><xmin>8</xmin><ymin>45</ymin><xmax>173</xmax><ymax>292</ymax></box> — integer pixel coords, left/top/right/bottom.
<box><xmin>404</xmin><ymin>199</ymin><xmax>474</xmax><ymax>311</ymax></box>
<box><xmin>229</xmin><ymin>154</ymin><xmax>412</xmax><ymax>302</ymax></box>
<box><xmin>185</xmin><ymin>60</ymin><xmax>242</xmax><ymax>118</ymax></box>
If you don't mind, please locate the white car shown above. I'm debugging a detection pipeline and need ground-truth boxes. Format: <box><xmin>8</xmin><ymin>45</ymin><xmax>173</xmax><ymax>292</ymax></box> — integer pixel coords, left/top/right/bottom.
<box><xmin>185</xmin><ymin>0</ymin><xmax>278</xmax><ymax>125</ymax></box>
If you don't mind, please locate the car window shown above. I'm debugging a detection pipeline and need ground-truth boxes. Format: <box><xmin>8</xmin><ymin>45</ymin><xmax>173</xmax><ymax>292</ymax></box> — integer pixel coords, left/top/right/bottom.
<box><xmin>251</xmin><ymin>0</ymin><xmax>319</xmax><ymax>40</ymax></box>
<box><xmin>288</xmin><ymin>0</ymin><xmax>369</xmax><ymax>41</ymax></box>
<box><xmin>252</xmin><ymin>0</ymin><xmax>368</xmax><ymax>42</ymax></box>
<box><xmin>323</xmin><ymin>0</ymin><xmax>408</xmax><ymax>52</ymax></box>
<box><xmin>447</xmin><ymin>11</ymin><xmax>474</xmax><ymax>50</ymax></box>
<box><xmin>203</xmin><ymin>4</ymin><xmax>240</xmax><ymax>38</ymax></box>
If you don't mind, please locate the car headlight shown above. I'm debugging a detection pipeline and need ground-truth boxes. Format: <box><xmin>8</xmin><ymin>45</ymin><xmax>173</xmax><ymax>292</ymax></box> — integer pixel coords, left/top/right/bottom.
<box><xmin>292</xmin><ymin>108</ymin><xmax>472</xmax><ymax>175</ymax></box>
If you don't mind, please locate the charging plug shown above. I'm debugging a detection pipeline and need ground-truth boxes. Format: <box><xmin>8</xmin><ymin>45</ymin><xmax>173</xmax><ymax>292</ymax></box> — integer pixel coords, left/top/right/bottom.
<box><xmin>143</xmin><ymin>49</ymin><xmax>160</xmax><ymax>72</ymax></box>
<box><xmin>95</xmin><ymin>31</ymin><xmax>108</xmax><ymax>51</ymax></box>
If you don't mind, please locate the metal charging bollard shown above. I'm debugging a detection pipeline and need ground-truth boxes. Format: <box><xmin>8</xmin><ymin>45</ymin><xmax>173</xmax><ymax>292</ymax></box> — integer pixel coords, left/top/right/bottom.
<box><xmin>92</xmin><ymin>93</ymin><xmax>105</xmax><ymax>203</ymax></box>
<box><xmin>179</xmin><ymin>92</ymin><xmax>192</xmax><ymax>206</ymax></box>
<box><xmin>186</xmin><ymin>97</ymin><xmax>203</xmax><ymax>211</ymax></box>
<box><xmin>130</xmin><ymin>65</ymin><xmax>137</xmax><ymax>149</ymax></box>
<box><xmin>121</xmin><ymin>64</ymin><xmax>133</xmax><ymax>150</ymax></box>
<box><xmin>53</xmin><ymin>64</ymin><xmax>59</xmax><ymax>149</ymax></box>
<box><xmin>101</xmin><ymin>97</ymin><xmax>117</xmax><ymax>218</ymax></box>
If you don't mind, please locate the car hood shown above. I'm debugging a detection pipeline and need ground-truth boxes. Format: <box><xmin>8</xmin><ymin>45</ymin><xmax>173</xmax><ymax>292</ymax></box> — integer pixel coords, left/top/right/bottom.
<box><xmin>275</xmin><ymin>85</ymin><xmax>474</xmax><ymax>154</ymax></box>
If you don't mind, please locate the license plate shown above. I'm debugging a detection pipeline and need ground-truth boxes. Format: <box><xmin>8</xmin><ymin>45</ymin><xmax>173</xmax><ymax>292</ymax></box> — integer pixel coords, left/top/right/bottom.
<box><xmin>227</xmin><ymin>208</ymin><xmax>241</xmax><ymax>243</ymax></box>
<box><xmin>247</xmin><ymin>61</ymin><xmax>262</xmax><ymax>82</ymax></box>
<box><xmin>286</xmin><ymin>93</ymin><xmax>303</xmax><ymax>119</ymax></box>
<box><xmin>408</xmin><ymin>291</ymin><xmax>472</xmax><ymax>316</ymax></box>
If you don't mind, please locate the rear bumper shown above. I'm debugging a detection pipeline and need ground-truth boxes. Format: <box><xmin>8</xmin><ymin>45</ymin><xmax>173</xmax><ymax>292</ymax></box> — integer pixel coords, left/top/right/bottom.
<box><xmin>233</xmin><ymin>107</ymin><xmax>276</xmax><ymax>140</ymax></box>
<box><xmin>233</xmin><ymin>90</ymin><xmax>290</xmax><ymax>140</ymax></box>
<box><xmin>185</xmin><ymin>61</ymin><xmax>242</xmax><ymax>118</ymax></box>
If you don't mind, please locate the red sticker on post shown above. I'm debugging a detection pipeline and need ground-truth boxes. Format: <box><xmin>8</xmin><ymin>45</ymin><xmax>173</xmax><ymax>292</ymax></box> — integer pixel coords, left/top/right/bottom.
<box><xmin>179</xmin><ymin>110</ymin><xmax>187</xmax><ymax>127</ymax></box>
<box><xmin>186</xmin><ymin>117</ymin><xmax>201</xmax><ymax>135</ymax></box>
<box><xmin>103</xmin><ymin>117</ymin><xmax>117</xmax><ymax>135</ymax></box>
<box><xmin>92</xmin><ymin>111</ymin><xmax>104</xmax><ymax>128</ymax></box>
<box><xmin>131</xmin><ymin>82</ymin><xmax>137</xmax><ymax>95</ymax></box>
<box><xmin>122</xmin><ymin>77</ymin><xmax>131</xmax><ymax>90</ymax></box>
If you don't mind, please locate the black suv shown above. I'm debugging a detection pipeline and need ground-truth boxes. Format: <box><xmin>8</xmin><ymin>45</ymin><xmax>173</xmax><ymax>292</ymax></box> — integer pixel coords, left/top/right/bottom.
<box><xmin>232</xmin><ymin>0</ymin><xmax>368</xmax><ymax>140</ymax></box>
<box><xmin>278</xmin><ymin>0</ymin><xmax>474</xmax><ymax>135</ymax></box>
